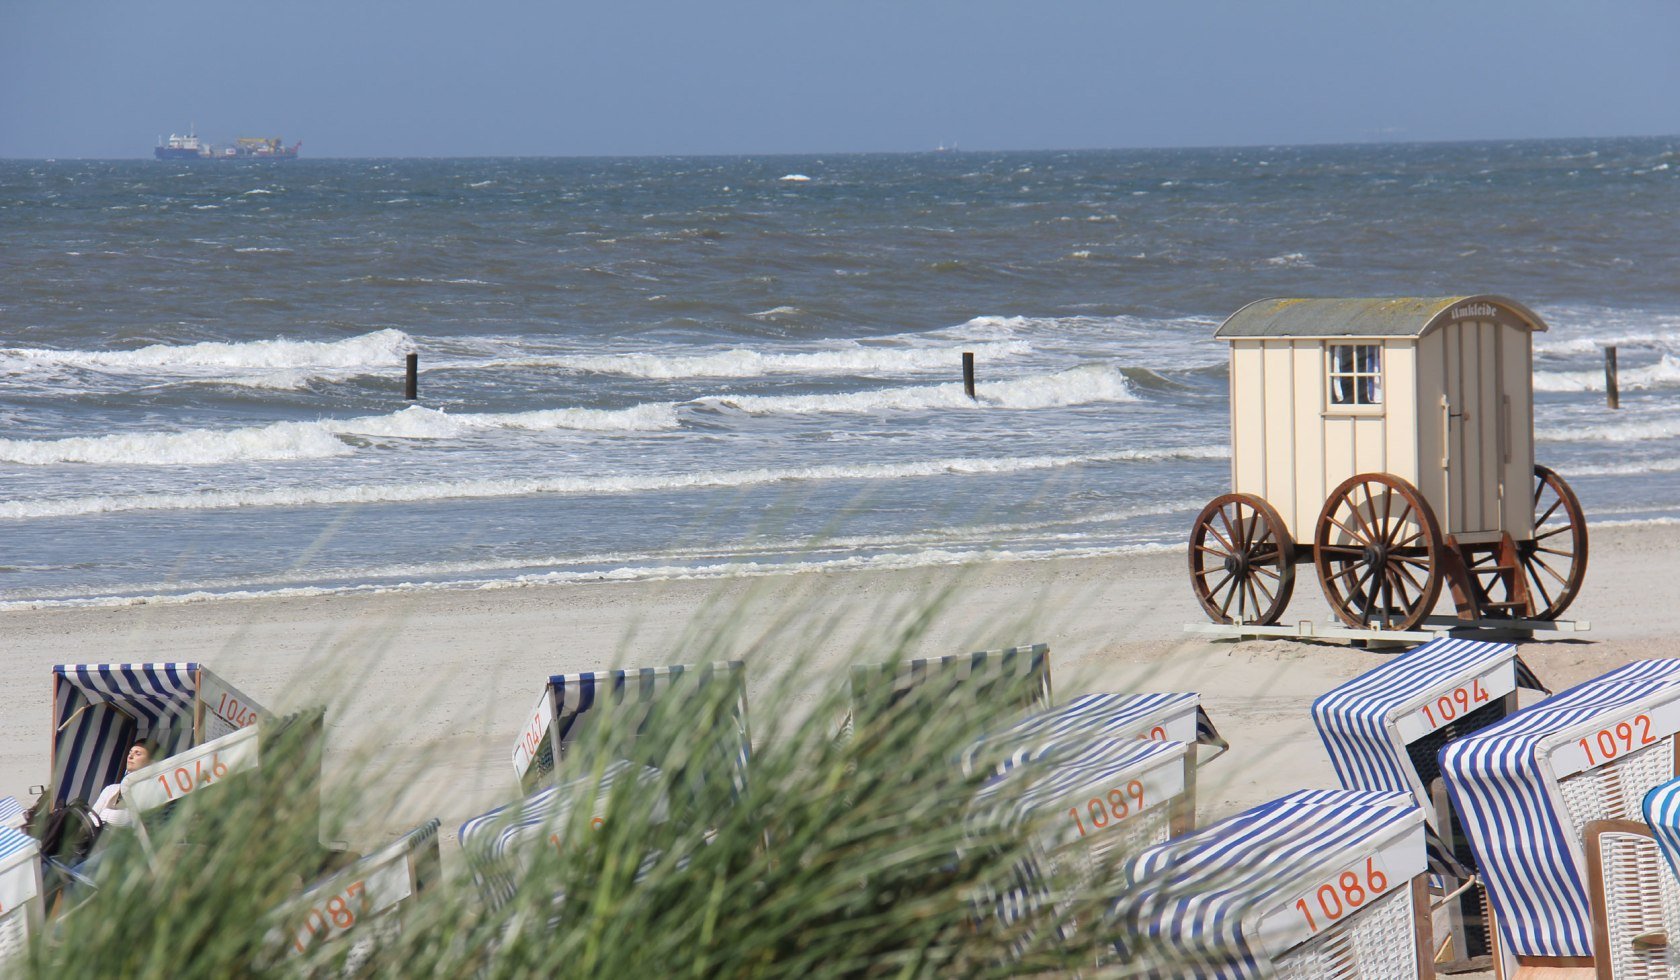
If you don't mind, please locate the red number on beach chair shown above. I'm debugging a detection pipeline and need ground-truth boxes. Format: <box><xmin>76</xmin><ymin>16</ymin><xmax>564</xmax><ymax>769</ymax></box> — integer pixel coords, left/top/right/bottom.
<box><xmin>1291</xmin><ymin>856</ymin><xmax>1389</xmax><ymax>933</ymax></box>
<box><xmin>1067</xmin><ymin>779</ymin><xmax>1146</xmax><ymax>837</ymax></box>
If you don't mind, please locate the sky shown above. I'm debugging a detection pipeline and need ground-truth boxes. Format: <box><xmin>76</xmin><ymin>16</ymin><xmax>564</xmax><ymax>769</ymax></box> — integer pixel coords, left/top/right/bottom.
<box><xmin>2</xmin><ymin>0</ymin><xmax>1677</xmax><ymax>158</ymax></box>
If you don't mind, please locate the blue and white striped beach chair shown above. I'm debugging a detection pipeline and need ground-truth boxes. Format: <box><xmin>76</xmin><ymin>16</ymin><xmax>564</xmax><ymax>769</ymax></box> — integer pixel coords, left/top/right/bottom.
<box><xmin>846</xmin><ymin>643</ymin><xmax>1053</xmax><ymax>739</ymax></box>
<box><xmin>1110</xmin><ymin>789</ymin><xmax>1432</xmax><ymax>979</ymax></box>
<box><xmin>282</xmin><ymin>818</ymin><xmax>442</xmax><ymax>958</ymax></box>
<box><xmin>1312</xmin><ymin>635</ymin><xmax>1548</xmax><ymax>967</ymax></box>
<box><xmin>969</xmin><ymin>737</ymin><xmax>1190</xmax><ymax>942</ymax></box>
<box><xmin>50</xmin><ymin>663</ymin><xmax>265</xmax><ymax>806</ymax></box>
<box><xmin>511</xmin><ymin>662</ymin><xmax>749</xmax><ymax>797</ymax></box>
<box><xmin>460</xmin><ymin>761</ymin><xmax>666</xmax><ymax>911</ymax></box>
<box><xmin>0</xmin><ymin>826</ymin><xmax>44</xmax><ymax>965</ymax></box>
<box><xmin>961</xmin><ymin>691</ymin><xmax>1227</xmax><ymax>847</ymax></box>
<box><xmin>1441</xmin><ymin>659</ymin><xmax>1680</xmax><ymax>975</ymax></box>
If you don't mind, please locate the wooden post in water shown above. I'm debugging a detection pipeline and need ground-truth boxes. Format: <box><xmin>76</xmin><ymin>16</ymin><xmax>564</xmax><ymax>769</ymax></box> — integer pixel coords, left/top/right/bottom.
<box><xmin>1605</xmin><ymin>346</ymin><xmax>1619</xmax><ymax>409</ymax></box>
<box><xmin>962</xmin><ymin>352</ymin><xmax>976</xmax><ymax>400</ymax></box>
<box><xmin>405</xmin><ymin>352</ymin><xmax>419</xmax><ymax>400</ymax></box>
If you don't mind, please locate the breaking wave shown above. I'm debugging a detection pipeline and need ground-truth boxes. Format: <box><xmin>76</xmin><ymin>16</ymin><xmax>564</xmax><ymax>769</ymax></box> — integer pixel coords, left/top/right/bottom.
<box><xmin>0</xmin><ymin>329</ymin><xmax>415</xmax><ymax>379</ymax></box>
<box><xmin>1533</xmin><ymin>353</ymin><xmax>1680</xmax><ymax>392</ymax></box>
<box><xmin>0</xmin><ymin>403</ymin><xmax>680</xmax><ymax>467</ymax></box>
<box><xmin>1539</xmin><ymin>414</ymin><xmax>1680</xmax><ymax>444</ymax></box>
<box><xmin>705</xmin><ymin>365</ymin><xmax>1139</xmax><ymax>414</ymax></box>
<box><xmin>488</xmin><ymin>339</ymin><xmax>1031</xmax><ymax>379</ymax></box>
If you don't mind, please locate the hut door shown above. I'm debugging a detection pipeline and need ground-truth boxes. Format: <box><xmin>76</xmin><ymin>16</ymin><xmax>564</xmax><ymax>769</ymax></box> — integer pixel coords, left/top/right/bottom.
<box><xmin>1442</xmin><ymin>320</ymin><xmax>1507</xmax><ymax>536</ymax></box>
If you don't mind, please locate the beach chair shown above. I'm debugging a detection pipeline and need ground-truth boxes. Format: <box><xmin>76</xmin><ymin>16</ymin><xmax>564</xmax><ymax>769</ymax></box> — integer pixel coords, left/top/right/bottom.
<box><xmin>968</xmin><ymin>737</ymin><xmax>1190</xmax><ymax>943</ymax></box>
<box><xmin>1110</xmin><ymin>789</ymin><xmax>1434</xmax><ymax>978</ymax></box>
<box><xmin>1440</xmin><ymin>659</ymin><xmax>1680</xmax><ymax>977</ymax></box>
<box><xmin>118</xmin><ymin>710</ymin><xmax>337</xmax><ymax>875</ymax></box>
<box><xmin>459</xmin><ymin>761</ymin><xmax>666</xmax><ymax>911</ymax></box>
<box><xmin>511</xmin><ymin>661</ymin><xmax>749</xmax><ymax>797</ymax></box>
<box><xmin>845</xmin><ymin>643</ymin><xmax>1053</xmax><ymax>740</ymax></box>
<box><xmin>282</xmin><ymin>818</ymin><xmax>442</xmax><ymax>958</ymax></box>
<box><xmin>0</xmin><ymin>797</ymin><xmax>24</xmax><ymax>831</ymax></box>
<box><xmin>50</xmin><ymin>663</ymin><xmax>265</xmax><ymax>807</ymax></box>
<box><xmin>961</xmin><ymin>691</ymin><xmax>1226</xmax><ymax>831</ymax></box>
<box><xmin>0</xmin><ymin>826</ymin><xmax>45</xmax><ymax>967</ymax></box>
<box><xmin>1312</xmin><ymin>635</ymin><xmax>1549</xmax><ymax>970</ymax></box>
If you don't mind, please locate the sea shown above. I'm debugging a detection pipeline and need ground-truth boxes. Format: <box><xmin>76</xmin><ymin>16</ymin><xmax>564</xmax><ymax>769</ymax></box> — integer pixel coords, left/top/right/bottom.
<box><xmin>2</xmin><ymin>138</ymin><xmax>1678</xmax><ymax>610</ymax></box>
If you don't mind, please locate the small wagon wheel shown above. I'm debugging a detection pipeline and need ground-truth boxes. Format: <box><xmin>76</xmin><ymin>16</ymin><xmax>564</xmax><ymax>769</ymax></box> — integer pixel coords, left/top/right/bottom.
<box><xmin>1189</xmin><ymin>493</ymin><xmax>1296</xmax><ymax>625</ymax></box>
<box><xmin>1314</xmin><ymin>473</ymin><xmax>1444</xmax><ymax>631</ymax></box>
<box><xmin>1523</xmin><ymin>464</ymin><xmax>1588</xmax><ymax>620</ymax></box>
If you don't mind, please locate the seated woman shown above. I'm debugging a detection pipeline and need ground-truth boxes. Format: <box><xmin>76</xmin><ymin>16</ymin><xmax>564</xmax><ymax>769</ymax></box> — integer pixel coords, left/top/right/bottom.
<box><xmin>91</xmin><ymin>741</ymin><xmax>154</xmax><ymax>828</ymax></box>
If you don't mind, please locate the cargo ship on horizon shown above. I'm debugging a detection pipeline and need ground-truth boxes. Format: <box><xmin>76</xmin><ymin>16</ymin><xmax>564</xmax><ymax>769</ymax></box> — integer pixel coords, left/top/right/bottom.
<box><xmin>155</xmin><ymin>131</ymin><xmax>301</xmax><ymax>160</ymax></box>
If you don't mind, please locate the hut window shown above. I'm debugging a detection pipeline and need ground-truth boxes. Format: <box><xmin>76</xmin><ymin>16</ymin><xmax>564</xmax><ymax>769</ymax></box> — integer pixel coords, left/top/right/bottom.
<box><xmin>1327</xmin><ymin>344</ymin><xmax>1383</xmax><ymax>407</ymax></box>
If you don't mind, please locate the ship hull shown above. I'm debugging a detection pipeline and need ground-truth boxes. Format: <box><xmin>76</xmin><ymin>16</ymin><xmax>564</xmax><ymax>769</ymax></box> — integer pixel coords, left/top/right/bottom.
<box><xmin>153</xmin><ymin>147</ymin><xmax>205</xmax><ymax>160</ymax></box>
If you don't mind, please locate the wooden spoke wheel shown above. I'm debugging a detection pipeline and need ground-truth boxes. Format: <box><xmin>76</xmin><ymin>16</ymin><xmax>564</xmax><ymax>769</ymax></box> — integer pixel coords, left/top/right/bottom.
<box><xmin>1522</xmin><ymin>464</ymin><xmax>1588</xmax><ymax>619</ymax></box>
<box><xmin>1189</xmin><ymin>493</ymin><xmax>1296</xmax><ymax>625</ymax></box>
<box><xmin>1314</xmin><ymin>473</ymin><xmax>1444</xmax><ymax>631</ymax></box>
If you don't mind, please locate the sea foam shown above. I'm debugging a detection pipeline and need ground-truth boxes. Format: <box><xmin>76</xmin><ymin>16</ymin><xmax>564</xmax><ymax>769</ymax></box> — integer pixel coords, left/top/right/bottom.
<box><xmin>1533</xmin><ymin>353</ymin><xmax>1680</xmax><ymax>392</ymax></box>
<box><xmin>0</xmin><ymin>403</ymin><xmax>680</xmax><ymax>467</ymax></box>
<box><xmin>0</xmin><ymin>329</ymin><xmax>415</xmax><ymax>377</ymax></box>
<box><xmin>0</xmin><ymin>445</ymin><xmax>1227</xmax><ymax>518</ymax></box>
<box><xmin>706</xmin><ymin>365</ymin><xmax>1139</xmax><ymax>414</ymax></box>
<box><xmin>488</xmin><ymin>339</ymin><xmax>1032</xmax><ymax>379</ymax></box>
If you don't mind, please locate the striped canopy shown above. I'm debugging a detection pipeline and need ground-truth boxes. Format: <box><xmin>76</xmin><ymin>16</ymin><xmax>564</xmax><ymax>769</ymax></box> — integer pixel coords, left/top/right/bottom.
<box><xmin>461</xmin><ymin>761</ymin><xmax>664</xmax><ymax>910</ymax></box>
<box><xmin>512</xmin><ymin>662</ymin><xmax>748</xmax><ymax>796</ymax></box>
<box><xmin>1440</xmin><ymin>658</ymin><xmax>1680</xmax><ymax>958</ymax></box>
<box><xmin>1313</xmin><ymin>636</ymin><xmax>1547</xmax><ymax>827</ymax></box>
<box><xmin>0</xmin><ymin>797</ymin><xmax>23</xmax><ymax>831</ymax></box>
<box><xmin>849</xmin><ymin>645</ymin><xmax>1052</xmax><ymax>724</ymax></box>
<box><xmin>1644</xmin><ymin>778</ymin><xmax>1680</xmax><ymax>888</ymax></box>
<box><xmin>970</xmin><ymin>738</ymin><xmax>1187</xmax><ymax>835</ymax></box>
<box><xmin>961</xmin><ymin>692</ymin><xmax>1224</xmax><ymax>776</ymax></box>
<box><xmin>1111</xmin><ymin>789</ymin><xmax>1426</xmax><ymax>979</ymax></box>
<box><xmin>52</xmin><ymin>663</ymin><xmax>201</xmax><ymax>805</ymax></box>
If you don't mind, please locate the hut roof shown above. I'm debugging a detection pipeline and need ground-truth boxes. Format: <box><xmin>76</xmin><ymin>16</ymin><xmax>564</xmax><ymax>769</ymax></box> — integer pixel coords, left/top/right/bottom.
<box><xmin>1215</xmin><ymin>295</ymin><xmax>1548</xmax><ymax>340</ymax></box>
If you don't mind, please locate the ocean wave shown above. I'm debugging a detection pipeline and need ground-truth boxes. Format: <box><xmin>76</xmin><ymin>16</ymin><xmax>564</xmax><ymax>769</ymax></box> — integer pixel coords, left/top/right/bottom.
<box><xmin>1533</xmin><ymin>353</ymin><xmax>1680</xmax><ymax>392</ymax></box>
<box><xmin>0</xmin><ymin>329</ymin><xmax>414</xmax><ymax>378</ymax></box>
<box><xmin>488</xmin><ymin>339</ymin><xmax>1032</xmax><ymax>379</ymax></box>
<box><xmin>0</xmin><ymin>445</ymin><xmax>1227</xmax><ymax>518</ymax></box>
<box><xmin>0</xmin><ymin>403</ymin><xmax>680</xmax><ymax>467</ymax></box>
<box><xmin>1561</xmin><ymin>456</ymin><xmax>1680</xmax><ymax>477</ymax></box>
<box><xmin>705</xmin><ymin>365</ymin><xmax>1139</xmax><ymax>414</ymax></box>
<box><xmin>1539</xmin><ymin>414</ymin><xmax>1680</xmax><ymax>443</ymax></box>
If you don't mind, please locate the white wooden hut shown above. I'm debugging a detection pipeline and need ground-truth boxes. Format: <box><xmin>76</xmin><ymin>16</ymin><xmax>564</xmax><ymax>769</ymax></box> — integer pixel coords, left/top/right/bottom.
<box><xmin>1218</xmin><ymin>295</ymin><xmax>1543</xmax><ymax>543</ymax></box>
<box><xmin>1188</xmin><ymin>295</ymin><xmax>1587</xmax><ymax>631</ymax></box>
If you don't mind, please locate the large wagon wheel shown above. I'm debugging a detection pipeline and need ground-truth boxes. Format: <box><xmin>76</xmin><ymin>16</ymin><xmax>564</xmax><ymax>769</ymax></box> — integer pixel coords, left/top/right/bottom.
<box><xmin>1523</xmin><ymin>464</ymin><xmax>1588</xmax><ymax>620</ymax></box>
<box><xmin>1314</xmin><ymin>474</ymin><xmax>1444</xmax><ymax>631</ymax></box>
<box><xmin>1189</xmin><ymin>493</ymin><xmax>1296</xmax><ymax>625</ymax></box>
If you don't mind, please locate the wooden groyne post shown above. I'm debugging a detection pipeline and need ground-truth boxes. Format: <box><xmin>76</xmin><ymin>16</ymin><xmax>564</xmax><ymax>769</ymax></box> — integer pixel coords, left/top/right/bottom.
<box><xmin>963</xmin><ymin>352</ymin><xmax>976</xmax><ymax>400</ymax></box>
<box><xmin>405</xmin><ymin>353</ymin><xmax>419</xmax><ymax>400</ymax></box>
<box><xmin>1605</xmin><ymin>346</ymin><xmax>1619</xmax><ymax>409</ymax></box>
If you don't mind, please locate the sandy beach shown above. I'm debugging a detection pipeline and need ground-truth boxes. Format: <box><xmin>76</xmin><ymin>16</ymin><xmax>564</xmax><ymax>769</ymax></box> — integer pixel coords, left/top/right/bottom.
<box><xmin>1</xmin><ymin>521</ymin><xmax>1670</xmax><ymax>849</ymax></box>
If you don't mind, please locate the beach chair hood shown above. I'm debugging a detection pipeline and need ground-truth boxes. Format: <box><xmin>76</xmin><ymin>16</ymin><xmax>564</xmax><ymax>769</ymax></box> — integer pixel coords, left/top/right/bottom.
<box><xmin>50</xmin><ymin>663</ymin><xmax>265</xmax><ymax>805</ymax></box>
<box><xmin>1313</xmin><ymin>636</ymin><xmax>1546</xmax><ymax>824</ymax></box>
<box><xmin>1440</xmin><ymin>658</ymin><xmax>1680</xmax><ymax>958</ymax></box>
<box><xmin>963</xmin><ymin>692</ymin><xmax>1224</xmax><ymax>775</ymax></box>
<box><xmin>461</xmin><ymin>760</ymin><xmax>665</xmax><ymax>910</ymax></box>
<box><xmin>512</xmin><ymin>662</ymin><xmax>748</xmax><ymax>795</ymax></box>
<box><xmin>1111</xmin><ymin>789</ymin><xmax>1426</xmax><ymax>978</ymax></box>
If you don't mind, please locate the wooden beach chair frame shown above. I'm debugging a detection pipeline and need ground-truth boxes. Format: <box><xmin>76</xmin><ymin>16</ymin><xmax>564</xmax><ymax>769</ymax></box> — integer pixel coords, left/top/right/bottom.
<box><xmin>1583</xmin><ymin>819</ymin><xmax>1680</xmax><ymax>980</ymax></box>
